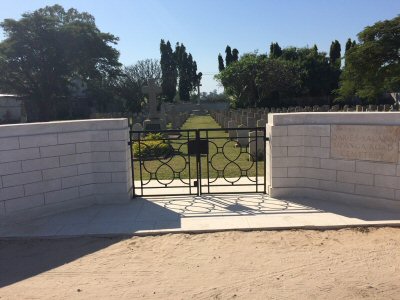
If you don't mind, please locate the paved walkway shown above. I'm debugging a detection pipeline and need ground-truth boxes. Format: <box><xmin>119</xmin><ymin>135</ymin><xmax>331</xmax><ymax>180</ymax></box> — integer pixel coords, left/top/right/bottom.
<box><xmin>1</xmin><ymin>194</ymin><xmax>400</xmax><ymax>238</ymax></box>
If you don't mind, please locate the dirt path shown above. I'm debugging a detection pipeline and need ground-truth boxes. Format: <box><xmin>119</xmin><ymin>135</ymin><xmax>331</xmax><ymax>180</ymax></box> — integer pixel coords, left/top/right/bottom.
<box><xmin>1</xmin><ymin>228</ymin><xmax>400</xmax><ymax>299</ymax></box>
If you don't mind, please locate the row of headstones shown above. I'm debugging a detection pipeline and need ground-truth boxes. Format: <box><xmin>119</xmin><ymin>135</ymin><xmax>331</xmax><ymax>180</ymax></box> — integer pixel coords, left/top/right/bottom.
<box><xmin>211</xmin><ymin>103</ymin><xmax>398</xmax><ymax>129</ymax></box>
<box><xmin>209</xmin><ymin>110</ymin><xmax>268</xmax><ymax>156</ymax></box>
<box><xmin>165</xmin><ymin>112</ymin><xmax>191</xmax><ymax>129</ymax></box>
<box><xmin>129</xmin><ymin>112</ymin><xmax>190</xmax><ymax>130</ymax></box>
<box><xmin>130</xmin><ymin>112</ymin><xmax>190</xmax><ymax>137</ymax></box>
<box><xmin>270</xmin><ymin>104</ymin><xmax>397</xmax><ymax>113</ymax></box>
<box><xmin>210</xmin><ymin>109</ymin><xmax>268</xmax><ymax>131</ymax></box>
<box><xmin>211</xmin><ymin>103</ymin><xmax>396</xmax><ymax>120</ymax></box>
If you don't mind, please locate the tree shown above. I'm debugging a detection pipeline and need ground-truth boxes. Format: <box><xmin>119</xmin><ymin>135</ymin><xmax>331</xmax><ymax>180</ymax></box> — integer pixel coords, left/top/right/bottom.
<box><xmin>329</xmin><ymin>40</ymin><xmax>341</xmax><ymax>67</ymax></box>
<box><xmin>0</xmin><ymin>5</ymin><xmax>121</xmax><ymax>121</ymax></box>
<box><xmin>256</xmin><ymin>58</ymin><xmax>301</xmax><ymax>107</ymax></box>
<box><xmin>215</xmin><ymin>53</ymin><xmax>301</xmax><ymax>108</ymax></box>
<box><xmin>225</xmin><ymin>45</ymin><xmax>233</xmax><ymax>66</ymax></box>
<box><xmin>160</xmin><ymin>40</ymin><xmax>201</xmax><ymax>102</ymax></box>
<box><xmin>216</xmin><ymin>53</ymin><xmax>259</xmax><ymax>108</ymax></box>
<box><xmin>232</xmin><ymin>48</ymin><xmax>239</xmax><ymax>62</ymax></box>
<box><xmin>345</xmin><ymin>38</ymin><xmax>352</xmax><ymax>53</ymax></box>
<box><xmin>160</xmin><ymin>39</ymin><xmax>177</xmax><ymax>102</ymax></box>
<box><xmin>338</xmin><ymin>15</ymin><xmax>400</xmax><ymax>101</ymax></box>
<box><xmin>115</xmin><ymin>68</ymin><xmax>143</xmax><ymax>113</ymax></box>
<box><xmin>280</xmin><ymin>46</ymin><xmax>337</xmax><ymax>97</ymax></box>
<box><xmin>124</xmin><ymin>59</ymin><xmax>161</xmax><ymax>87</ymax></box>
<box><xmin>218</xmin><ymin>53</ymin><xmax>225</xmax><ymax>72</ymax></box>
<box><xmin>269</xmin><ymin>42</ymin><xmax>282</xmax><ymax>58</ymax></box>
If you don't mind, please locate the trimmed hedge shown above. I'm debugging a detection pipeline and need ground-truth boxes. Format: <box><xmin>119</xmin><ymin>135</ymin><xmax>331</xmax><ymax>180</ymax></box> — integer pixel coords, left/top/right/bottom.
<box><xmin>132</xmin><ymin>133</ymin><xmax>172</xmax><ymax>159</ymax></box>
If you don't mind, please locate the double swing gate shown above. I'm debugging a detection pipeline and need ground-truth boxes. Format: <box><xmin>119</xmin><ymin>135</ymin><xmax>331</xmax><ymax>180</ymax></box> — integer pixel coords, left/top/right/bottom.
<box><xmin>129</xmin><ymin>127</ymin><xmax>267</xmax><ymax>197</ymax></box>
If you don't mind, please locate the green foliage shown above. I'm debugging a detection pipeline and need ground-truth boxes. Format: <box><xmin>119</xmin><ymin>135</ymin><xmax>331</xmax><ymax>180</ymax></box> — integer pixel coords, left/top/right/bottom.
<box><xmin>338</xmin><ymin>15</ymin><xmax>400</xmax><ymax>102</ymax></box>
<box><xmin>218</xmin><ymin>54</ymin><xmax>225</xmax><ymax>72</ymax></box>
<box><xmin>160</xmin><ymin>39</ymin><xmax>177</xmax><ymax>102</ymax></box>
<box><xmin>256</xmin><ymin>58</ymin><xmax>302</xmax><ymax>106</ymax></box>
<box><xmin>160</xmin><ymin>40</ymin><xmax>201</xmax><ymax>102</ymax></box>
<box><xmin>225</xmin><ymin>45</ymin><xmax>233</xmax><ymax>66</ymax></box>
<box><xmin>216</xmin><ymin>46</ymin><xmax>340</xmax><ymax>108</ymax></box>
<box><xmin>345</xmin><ymin>38</ymin><xmax>355</xmax><ymax>53</ymax></box>
<box><xmin>329</xmin><ymin>40</ymin><xmax>341</xmax><ymax>67</ymax></box>
<box><xmin>232</xmin><ymin>48</ymin><xmax>239</xmax><ymax>62</ymax></box>
<box><xmin>175</xmin><ymin>43</ymin><xmax>199</xmax><ymax>101</ymax></box>
<box><xmin>132</xmin><ymin>133</ymin><xmax>172</xmax><ymax>159</ymax></box>
<box><xmin>145</xmin><ymin>132</ymin><xmax>165</xmax><ymax>140</ymax></box>
<box><xmin>0</xmin><ymin>4</ymin><xmax>121</xmax><ymax>121</ymax></box>
<box><xmin>269</xmin><ymin>42</ymin><xmax>282</xmax><ymax>58</ymax></box>
<box><xmin>215</xmin><ymin>53</ymin><xmax>259</xmax><ymax>108</ymax></box>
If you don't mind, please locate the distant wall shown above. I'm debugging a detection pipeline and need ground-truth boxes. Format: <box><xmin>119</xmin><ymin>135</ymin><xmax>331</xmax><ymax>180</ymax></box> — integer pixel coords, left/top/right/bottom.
<box><xmin>0</xmin><ymin>119</ymin><xmax>132</xmax><ymax>224</ymax></box>
<box><xmin>267</xmin><ymin>113</ymin><xmax>400</xmax><ymax>211</ymax></box>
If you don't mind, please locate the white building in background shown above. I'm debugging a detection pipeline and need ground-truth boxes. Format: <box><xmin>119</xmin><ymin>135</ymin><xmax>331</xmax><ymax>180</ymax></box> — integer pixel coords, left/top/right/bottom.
<box><xmin>0</xmin><ymin>94</ymin><xmax>24</xmax><ymax>124</ymax></box>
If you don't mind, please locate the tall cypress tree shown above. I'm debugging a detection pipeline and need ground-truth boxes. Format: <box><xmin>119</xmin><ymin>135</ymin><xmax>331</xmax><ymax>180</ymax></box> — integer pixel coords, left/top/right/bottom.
<box><xmin>160</xmin><ymin>39</ymin><xmax>177</xmax><ymax>102</ymax></box>
<box><xmin>270</xmin><ymin>42</ymin><xmax>282</xmax><ymax>58</ymax></box>
<box><xmin>232</xmin><ymin>48</ymin><xmax>239</xmax><ymax>62</ymax></box>
<box><xmin>345</xmin><ymin>38</ymin><xmax>352</xmax><ymax>53</ymax></box>
<box><xmin>329</xmin><ymin>40</ymin><xmax>341</xmax><ymax>67</ymax></box>
<box><xmin>218</xmin><ymin>53</ymin><xmax>225</xmax><ymax>72</ymax></box>
<box><xmin>225</xmin><ymin>45</ymin><xmax>233</xmax><ymax>66</ymax></box>
<box><xmin>345</xmin><ymin>38</ymin><xmax>357</xmax><ymax>54</ymax></box>
<box><xmin>175</xmin><ymin>43</ymin><xmax>192</xmax><ymax>101</ymax></box>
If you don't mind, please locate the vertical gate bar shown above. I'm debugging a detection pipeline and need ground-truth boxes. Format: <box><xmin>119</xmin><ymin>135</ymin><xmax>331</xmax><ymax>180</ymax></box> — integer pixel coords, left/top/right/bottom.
<box><xmin>264</xmin><ymin>127</ymin><xmax>267</xmax><ymax>194</ymax></box>
<box><xmin>129</xmin><ymin>131</ymin><xmax>136</xmax><ymax>198</ymax></box>
<box><xmin>256</xmin><ymin>128</ymin><xmax>259</xmax><ymax>193</ymax></box>
<box><xmin>187</xmin><ymin>130</ymin><xmax>192</xmax><ymax>195</ymax></box>
<box><xmin>206</xmin><ymin>130</ymin><xmax>210</xmax><ymax>194</ymax></box>
<box><xmin>196</xmin><ymin>130</ymin><xmax>201</xmax><ymax>196</ymax></box>
<box><xmin>138</xmin><ymin>133</ymin><xmax>144</xmax><ymax>197</ymax></box>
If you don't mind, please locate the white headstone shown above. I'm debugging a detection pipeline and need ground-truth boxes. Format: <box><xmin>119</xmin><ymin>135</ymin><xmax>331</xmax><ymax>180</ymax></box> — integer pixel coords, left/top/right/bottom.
<box><xmin>236</xmin><ymin>125</ymin><xmax>249</xmax><ymax>147</ymax></box>
<box><xmin>131</xmin><ymin>123</ymin><xmax>143</xmax><ymax>140</ymax></box>
<box><xmin>248</xmin><ymin>131</ymin><xmax>264</xmax><ymax>161</ymax></box>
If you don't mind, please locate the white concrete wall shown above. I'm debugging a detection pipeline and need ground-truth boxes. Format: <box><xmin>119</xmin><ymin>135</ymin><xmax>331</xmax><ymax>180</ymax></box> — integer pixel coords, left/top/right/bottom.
<box><xmin>0</xmin><ymin>118</ymin><xmax>132</xmax><ymax>223</ymax></box>
<box><xmin>267</xmin><ymin>113</ymin><xmax>400</xmax><ymax>211</ymax></box>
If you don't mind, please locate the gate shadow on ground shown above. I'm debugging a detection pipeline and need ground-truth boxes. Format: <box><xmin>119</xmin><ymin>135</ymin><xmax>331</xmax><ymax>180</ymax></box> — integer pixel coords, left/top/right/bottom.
<box><xmin>0</xmin><ymin>200</ymin><xmax>181</xmax><ymax>288</ymax></box>
<box><xmin>148</xmin><ymin>194</ymin><xmax>323</xmax><ymax>217</ymax></box>
<box><xmin>286</xmin><ymin>197</ymin><xmax>400</xmax><ymax>221</ymax></box>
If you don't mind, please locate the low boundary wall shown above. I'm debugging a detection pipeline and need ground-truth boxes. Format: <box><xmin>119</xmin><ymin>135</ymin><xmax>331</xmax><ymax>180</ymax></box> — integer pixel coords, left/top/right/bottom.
<box><xmin>0</xmin><ymin>119</ymin><xmax>132</xmax><ymax>224</ymax></box>
<box><xmin>267</xmin><ymin>113</ymin><xmax>400</xmax><ymax>211</ymax></box>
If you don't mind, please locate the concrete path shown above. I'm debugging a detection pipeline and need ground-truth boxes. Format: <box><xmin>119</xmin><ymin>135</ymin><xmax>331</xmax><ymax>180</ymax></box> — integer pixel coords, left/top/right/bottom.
<box><xmin>1</xmin><ymin>194</ymin><xmax>400</xmax><ymax>238</ymax></box>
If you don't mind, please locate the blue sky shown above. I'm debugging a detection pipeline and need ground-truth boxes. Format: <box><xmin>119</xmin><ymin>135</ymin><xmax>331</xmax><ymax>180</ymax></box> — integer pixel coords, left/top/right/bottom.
<box><xmin>0</xmin><ymin>0</ymin><xmax>399</xmax><ymax>93</ymax></box>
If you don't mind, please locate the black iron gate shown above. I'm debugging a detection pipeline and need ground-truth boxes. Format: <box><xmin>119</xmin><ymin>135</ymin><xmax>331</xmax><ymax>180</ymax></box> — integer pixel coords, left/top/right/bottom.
<box><xmin>129</xmin><ymin>127</ymin><xmax>267</xmax><ymax>197</ymax></box>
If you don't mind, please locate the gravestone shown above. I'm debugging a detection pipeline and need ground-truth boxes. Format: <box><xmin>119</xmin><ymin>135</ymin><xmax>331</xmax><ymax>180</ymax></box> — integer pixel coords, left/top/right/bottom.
<box><xmin>240</xmin><ymin>115</ymin><xmax>247</xmax><ymax>126</ymax></box>
<box><xmin>257</xmin><ymin>119</ymin><xmax>267</xmax><ymax>128</ymax></box>
<box><xmin>227</xmin><ymin>120</ymin><xmax>237</xmax><ymax>139</ymax></box>
<box><xmin>248</xmin><ymin>131</ymin><xmax>264</xmax><ymax>161</ymax></box>
<box><xmin>247</xmin><ymin>117</ymin><xmax>256</xmax><ymax>128</ymax></box>
<box><xmin>330</xmin><ymin>105</ymin><xmax>340</xmax><ymax>112</ymax></box>
<box><xmin>131</xmin><ymin>123</ymin><xmax>143</xmax><ymax>140</ymax></box>
<box><xmin>142</xmin><ymin>79</ymin><xmax>164</xmax><ymax>130</ymax></box>
<box><xmin>236</xmin><ymin>125</ymin><xmax>249</xmax><ymax>147</ymax></box>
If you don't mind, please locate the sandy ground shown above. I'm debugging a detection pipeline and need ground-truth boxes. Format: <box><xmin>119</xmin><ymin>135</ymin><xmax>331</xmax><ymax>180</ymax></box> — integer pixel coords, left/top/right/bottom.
<box><xmin>1</xmin><ymin>228</ymin><xmax>400</xmax><ymax>299</ymax></box>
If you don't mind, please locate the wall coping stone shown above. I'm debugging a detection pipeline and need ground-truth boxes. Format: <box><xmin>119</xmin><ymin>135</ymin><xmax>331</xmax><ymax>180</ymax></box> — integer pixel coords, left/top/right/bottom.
<box><xmin>270</xmin><ymin>112</ymin><xmax>400</xmax><ymax>126</ymax></box>
<box><xmin>0</xmin><ymin>118</ymin><xmax>128</xmax><ymax>138</ymax></box>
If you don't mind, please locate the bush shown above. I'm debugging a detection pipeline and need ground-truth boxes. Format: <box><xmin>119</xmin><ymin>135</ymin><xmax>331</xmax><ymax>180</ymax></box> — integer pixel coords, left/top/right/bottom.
<box><xmin>132</xmin><ymin>133</ymin><xmax>172</xmax><ymax>159</ymax></box>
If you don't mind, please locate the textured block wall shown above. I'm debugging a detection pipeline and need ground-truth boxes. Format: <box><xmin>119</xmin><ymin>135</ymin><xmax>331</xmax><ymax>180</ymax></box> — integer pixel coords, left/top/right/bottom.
<box><xmin>267</xmin><ymin>113</ymin><xmax>400</xmax><ymax>211</ymax></box>
<box><xmin>0</xmin><ymin>119</ymin><xmax>132</xmax><ymax>222</ymax></box>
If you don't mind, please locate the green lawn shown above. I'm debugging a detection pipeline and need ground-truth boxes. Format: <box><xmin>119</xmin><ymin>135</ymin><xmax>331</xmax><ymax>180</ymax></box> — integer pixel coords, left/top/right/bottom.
<box><xmin>132</xmin><ymin>115</ymin><xmax>264</xmax><ymax>182</ymax></box>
